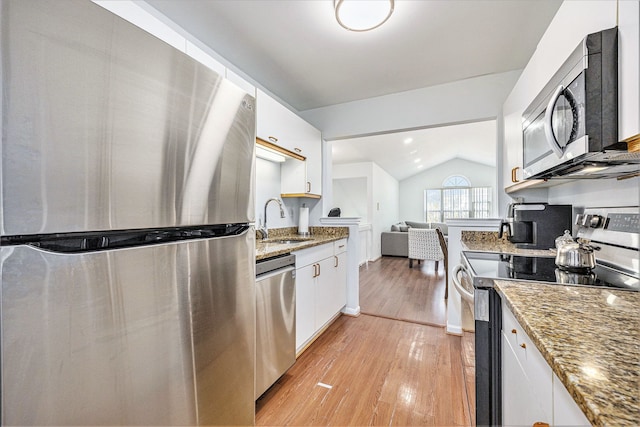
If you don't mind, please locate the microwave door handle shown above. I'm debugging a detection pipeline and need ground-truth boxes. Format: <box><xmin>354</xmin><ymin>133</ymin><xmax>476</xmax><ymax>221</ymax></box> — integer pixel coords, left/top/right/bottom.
<box><xmin>543</xmin><ymin>84</ymin><xmax>566</xmax><ymax>158</ymax></box>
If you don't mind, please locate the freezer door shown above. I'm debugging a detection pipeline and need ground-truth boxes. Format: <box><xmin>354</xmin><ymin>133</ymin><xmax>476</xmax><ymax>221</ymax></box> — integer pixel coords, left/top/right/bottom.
<box><xmin>0</xmin><ymin>231</ymin><xmax>255</xmax><ymax>426</ymax></box>
<box><xmin>1</xmin><ymin>0</ymin><xmax>255</xmax><ymax>236</ymax></box>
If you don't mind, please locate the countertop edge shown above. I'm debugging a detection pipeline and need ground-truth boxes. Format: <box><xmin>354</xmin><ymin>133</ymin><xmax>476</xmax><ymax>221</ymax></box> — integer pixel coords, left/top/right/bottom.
<box><xmin>256</xmin><ymin>234</ymin><xmax>348</xmax><ymax>260</ymax></box>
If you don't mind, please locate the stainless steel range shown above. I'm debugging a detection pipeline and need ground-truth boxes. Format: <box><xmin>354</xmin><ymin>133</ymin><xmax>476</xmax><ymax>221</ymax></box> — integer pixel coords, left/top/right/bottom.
<box><xmin>462</xmin><ymin>206</ymin><xmax>639</xmax><ymax>426</ymax></box>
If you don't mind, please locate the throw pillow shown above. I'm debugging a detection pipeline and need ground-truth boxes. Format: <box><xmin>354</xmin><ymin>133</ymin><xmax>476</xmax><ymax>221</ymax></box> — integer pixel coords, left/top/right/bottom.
<box><xmin>405</xmin><ymin>220</ymin><xmax>430</xmax><ymax>229</ymax></box>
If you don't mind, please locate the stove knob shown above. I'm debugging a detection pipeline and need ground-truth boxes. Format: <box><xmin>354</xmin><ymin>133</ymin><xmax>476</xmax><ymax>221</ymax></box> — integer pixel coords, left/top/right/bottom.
<box><xmin>589</xmin><ymin>215</ymin><xmax>604</xmax><ymax>228</ymax></box>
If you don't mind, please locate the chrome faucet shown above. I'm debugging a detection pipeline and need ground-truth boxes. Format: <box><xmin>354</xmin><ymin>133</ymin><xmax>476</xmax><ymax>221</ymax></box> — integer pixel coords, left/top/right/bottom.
<box><xmin>260</xmin><ymin>198</ymin><xmax>285</xmax><ymax>239</ymax></box>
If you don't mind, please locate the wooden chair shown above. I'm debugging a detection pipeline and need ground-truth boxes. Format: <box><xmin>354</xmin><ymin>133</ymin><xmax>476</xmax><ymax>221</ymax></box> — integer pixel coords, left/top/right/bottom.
<box><xmin>435</xmin><ymin>228</ymin><xmax>449</xmax><ymax>299</ymax></box>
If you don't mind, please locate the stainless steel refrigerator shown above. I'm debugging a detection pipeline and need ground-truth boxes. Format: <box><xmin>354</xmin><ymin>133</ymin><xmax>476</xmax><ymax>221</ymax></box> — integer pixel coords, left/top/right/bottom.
<box><xmin>1</xmin><ymin>0</ymin><xmax>256</xmax><ymax>425</ymax></box>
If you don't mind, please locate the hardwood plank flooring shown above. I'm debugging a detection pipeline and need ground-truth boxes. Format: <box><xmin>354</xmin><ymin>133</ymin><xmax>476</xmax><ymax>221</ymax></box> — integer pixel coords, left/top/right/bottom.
<box><xmin>359</xmin><ymin>256</ymin><xmax>447</xmax><ymax>326</ymax></box>
<box><xmin>256</xmin><ymin>314</ymin><xmax>473</xmax><ymax>426</ymax></box>
<box><xmin>255</xmin><ymin>256</ymin><xmax>476</xmax><ymax>426</ymax></box>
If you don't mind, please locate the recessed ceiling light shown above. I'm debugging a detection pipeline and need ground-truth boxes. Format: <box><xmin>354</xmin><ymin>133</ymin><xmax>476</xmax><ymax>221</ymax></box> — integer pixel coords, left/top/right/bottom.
<box><xmin>334</xmin><ymin>0</ymin><xmax>394</xmax><ymax>32</ymax></box>
<box><xmin>404</xmin><ymin>138</ymin><xmax>413</xmax><ymax>144</ymax></box>
<box><xmin>409</xmin><ymin>150</ymin><xmax>418</xmax><ymax>155</ymax></box>
<box><xmin>417</xmin><ymin>165</ymin><xmax>424</xmax><ymax>169</ymax></box>
<box><xmin>414</xmin><ymin>158</ymin><xmax>421</xmax><ymax>163</ymax></box>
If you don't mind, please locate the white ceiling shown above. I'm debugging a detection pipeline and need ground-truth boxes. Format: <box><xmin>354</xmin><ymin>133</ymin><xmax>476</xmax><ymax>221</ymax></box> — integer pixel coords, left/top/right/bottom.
<box><xmin>144</xmin><ymin>0</ymin><xmax>562</xmax><ymax>111</ymax></box>
<box><xmin>332</xmin><ymin>120</ymin><xmax>497</xmax><ymax>181</ymax></box>
<box><xmin>143</xmin><ymin>0</ymin><xmax>561</xmax><ymax>181</ymax></box>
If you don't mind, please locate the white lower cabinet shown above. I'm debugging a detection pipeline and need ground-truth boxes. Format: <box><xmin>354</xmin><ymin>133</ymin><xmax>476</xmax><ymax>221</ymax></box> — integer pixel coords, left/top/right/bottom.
<box><xmin>553</xmin><ymin>372</ymin><xmax>591</xmax><ymax>426</ymax></box>
<box><xmin>293</xmin><ymin>239</ymin><xmax>347</xmax><ymax>354</ymax></box>
<box><xmin>502</xmin><ymin>300</ymin><xmax>591</xmax><ymax>426</ymax></box>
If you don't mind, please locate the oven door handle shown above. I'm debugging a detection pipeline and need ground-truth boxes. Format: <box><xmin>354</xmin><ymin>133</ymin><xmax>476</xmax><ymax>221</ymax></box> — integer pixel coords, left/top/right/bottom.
<box><xmin>453</xmin><ymin>264</ymin><xmax>475</xmax><ymax>303</ymax></box>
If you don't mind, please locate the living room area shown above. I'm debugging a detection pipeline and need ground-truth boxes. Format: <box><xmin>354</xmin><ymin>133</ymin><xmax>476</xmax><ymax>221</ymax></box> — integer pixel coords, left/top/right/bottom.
<box><xmin>331</xmin><ymin>120</ymin><xmax>499</xmax><ymax>266</ymax></box>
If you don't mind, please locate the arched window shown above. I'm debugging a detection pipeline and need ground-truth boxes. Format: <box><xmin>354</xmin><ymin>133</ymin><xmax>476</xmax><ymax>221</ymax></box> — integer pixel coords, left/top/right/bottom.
<box><xmin>424</xmin><ymin>175</ymin><xmax>491</xmax><ymax>221</ymax></box>
<box><xmin>443</xmin><ymin>175</ymin><xmax>470</xmax><ymax>187</ymax></box>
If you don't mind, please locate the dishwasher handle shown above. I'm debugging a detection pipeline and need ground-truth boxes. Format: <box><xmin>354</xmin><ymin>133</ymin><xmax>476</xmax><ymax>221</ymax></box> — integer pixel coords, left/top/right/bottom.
<box><xmin>256</xmin><ymin>265</ymin><xmax>295</xmax><ymax>281</ymax></box>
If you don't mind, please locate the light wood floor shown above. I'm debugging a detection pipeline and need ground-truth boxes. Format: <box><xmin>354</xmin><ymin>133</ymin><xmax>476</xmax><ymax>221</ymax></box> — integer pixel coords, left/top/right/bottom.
<box><xmin>256</xmin><ymin>256</ymin><xmax>477</xmax><ymax>426</ymax></box>
<box><xmin>359</xmin><ymin>256</ymin><xmax>448</xmax><ymax>327</ymax></box>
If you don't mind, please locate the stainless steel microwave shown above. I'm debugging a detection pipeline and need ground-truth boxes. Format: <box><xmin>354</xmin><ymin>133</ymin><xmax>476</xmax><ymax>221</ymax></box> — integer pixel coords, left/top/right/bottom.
<box><xmin>522</xmin><ymin>27</ymin><xmax>638</xmax><ymax>180</ymax></box>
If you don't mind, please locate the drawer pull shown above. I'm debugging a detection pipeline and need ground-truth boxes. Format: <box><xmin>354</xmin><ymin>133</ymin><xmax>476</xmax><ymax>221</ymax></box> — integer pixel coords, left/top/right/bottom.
<box><xmin>294</xmin><ymin>147</ymin><xmax>302</xmax><ymax>153</ymax></box>
<box><xmin>268</xmin><ymin>136</ymin><xmax>278</xmax><ymax>143</ymax></box>
<box><xmin>511</xmin><ymin>329</ymin><xmax>517</xmax><ymax>334</ymax></box>
<box><xmin>520</xmin><ymin>343</ymin><xmax>527</xmax><ymax>349</ymax></box>
<box><xmin>338</xmin><ymin>245</ymin><xmax>345</xmax><ymax>249</ymax></box>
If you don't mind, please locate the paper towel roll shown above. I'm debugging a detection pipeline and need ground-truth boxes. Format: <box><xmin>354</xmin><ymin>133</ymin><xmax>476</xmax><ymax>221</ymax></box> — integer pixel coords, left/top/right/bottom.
<box><xmin>299</xmin><ymin>206</ymin><xmax>309</xmax><ymax>235</ymax></box>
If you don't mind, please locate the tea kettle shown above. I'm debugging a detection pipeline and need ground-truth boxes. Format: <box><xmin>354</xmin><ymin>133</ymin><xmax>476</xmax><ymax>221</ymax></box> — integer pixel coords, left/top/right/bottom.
<box><xmin>555</xmin><ymin>236</ymin><xmax>600</xmax><ymax>272</ymax></box>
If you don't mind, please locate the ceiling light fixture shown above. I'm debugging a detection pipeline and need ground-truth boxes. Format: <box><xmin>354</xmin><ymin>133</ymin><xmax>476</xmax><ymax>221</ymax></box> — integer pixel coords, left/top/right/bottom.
<box><xmin>404</xmin><ymin>138</ymin><xmax>413</xmax><ymax>144</ymax></box>
<box><xmin>334</xmin><ymin>0</ymin><xmax>394</xmax><ymax>32</ymax></box>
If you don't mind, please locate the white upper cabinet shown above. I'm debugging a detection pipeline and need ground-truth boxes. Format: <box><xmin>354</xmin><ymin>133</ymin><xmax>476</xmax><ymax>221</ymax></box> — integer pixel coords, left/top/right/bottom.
<box><xmin>94</xmin><ymin>1</ymin><xmax>255</xmax><ymax>96</ymax></box>
<box><xmin>93</xmin><ymin>1</ymin><xmax>186</xmax><ymax>52</ymax></box>
<box><xmin>256</xmin><ymin>89</ymin><xmax>318</xmax><ymax>156</ymax></box>
<box><xmin>619</xmin><ymin>0</ymin><xmax>640</xmax><ymax>142</ymax></box>
<box><xmin>256</xmin><ymin>89</ymin><xmax>322</xmax><ymax>197</ymax></box>
<box><xmin>184</xmin><ymin>41</ymin><xmax>225</xmax><ymax>76</ymax></box>
<box><xmin>225</xmin><ymin>69</ymin><xmax>256</xmax><ymax>97</ymax></box>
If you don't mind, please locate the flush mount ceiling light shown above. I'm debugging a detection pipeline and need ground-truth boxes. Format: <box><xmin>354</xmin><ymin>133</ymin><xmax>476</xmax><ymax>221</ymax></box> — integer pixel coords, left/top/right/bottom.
<box><xmin>334</xmin><ymin>0</ymin><xmax>394</xmax><ymax>32</ymax></box>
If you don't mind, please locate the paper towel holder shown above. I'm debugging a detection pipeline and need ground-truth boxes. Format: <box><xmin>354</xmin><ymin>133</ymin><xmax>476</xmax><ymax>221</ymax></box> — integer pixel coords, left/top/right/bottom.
<box><xmin>298</xmin><ymin>203</ymin><xmax>311</xmax><ymax>237</ymax></box>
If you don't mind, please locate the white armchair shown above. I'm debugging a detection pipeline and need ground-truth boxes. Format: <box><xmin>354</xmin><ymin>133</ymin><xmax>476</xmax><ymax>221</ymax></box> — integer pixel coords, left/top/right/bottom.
<box><xmin>408</xmin><ymin>228</ymin><xmax>445</xmax><ymax>270</ymax></box>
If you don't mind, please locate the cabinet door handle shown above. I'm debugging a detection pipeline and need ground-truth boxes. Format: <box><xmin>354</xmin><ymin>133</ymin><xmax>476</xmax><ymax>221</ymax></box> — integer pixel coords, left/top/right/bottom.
<box><xmin>268</xmin><ymin>136</ymin><xmax>278</xmax><ymax>143</ymax></box>
<box><xmin>520</xmin><ymin>343</ymin><xmax>527</xmax><ymax>349</ymax></box>
<box><xmin>306</xmin><ymin>181</ymin><xmax>311</xmax><ymax>193</ymax></box>
<box><xmin>317</xmin><ymin>263</ymin><xmax>321</xmax><ymax>276</ymax></box>
<box><xmin>334</xmin><ymin>256</ymin><xmax>338</xmax><ymax>267</ymax></box>
<box><xmin>511</xmin><ymin>166</ymin><xmax>520</xmax><ymax>183</ymax></box>
<box><xmin>294</xmin><ymin>147</ymin><xmax>302</xmax><ymax>153</ymax></box>
<box><xmin>312</xmin><ymin>264</ymin><xmax>318</xmax><ymax>278</ymax></box>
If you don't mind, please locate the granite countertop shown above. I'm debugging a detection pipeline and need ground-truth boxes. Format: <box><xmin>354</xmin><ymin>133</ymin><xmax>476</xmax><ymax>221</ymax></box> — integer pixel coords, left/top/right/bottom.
<box><xmin>461</xmin><ymin>230</ymin><xmax>556</xmax><ymax>257</ymax></box>
<box><xmin>495</xmin><ymin>281</ymin><xmax>640</xmax><ymax>427</ymax></box>
<box><xmin>256</xmin><ymin>226</ymin><xmax>348</xmax><ymax>260</ymax></box>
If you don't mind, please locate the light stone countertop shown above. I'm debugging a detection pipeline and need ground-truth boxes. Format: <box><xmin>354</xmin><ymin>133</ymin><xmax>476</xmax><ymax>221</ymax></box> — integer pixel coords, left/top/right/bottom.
<box><xmin>461</xmin><ymin>230</ymin><xmax>556</xmax><ymax>256</ymax></box>
<box><xmin>495</xmin><ymin>281</ymin><xmax>640</xmax><ymax>427</ymax></box>
<box><xmin>256</xmin><ymin>226</ymin><xmax>348</xmax><ymax>261</ymax></box>
<box><xmin>460</xmin><ymin>231</ymin><xmax>639</xmax><ymax>426</ymax></box>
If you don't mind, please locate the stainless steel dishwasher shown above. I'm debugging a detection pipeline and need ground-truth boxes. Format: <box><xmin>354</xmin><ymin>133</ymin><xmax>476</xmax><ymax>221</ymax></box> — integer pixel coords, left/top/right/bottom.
<box><xmin>255</xmin><ymin>254</ymin><xmax>296</xmax><ymax>399</ymax></box>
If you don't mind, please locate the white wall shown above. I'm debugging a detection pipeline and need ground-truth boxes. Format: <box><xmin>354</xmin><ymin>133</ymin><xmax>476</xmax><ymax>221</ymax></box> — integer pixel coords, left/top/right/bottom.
<box><xmin>372</xmin><ymin>163</ymin><xmax>400</xmax><ymax>259</ymax></box>
<box><xmin>399</xmin><ymin>158</ymin><xmax>497</xmax><ymax>222</ymax></box>
<box><xmin>300</xmin><ymin>71</ymin><xmax>520</xmax><ymax>140</ymax></box>
<box><xmin>332</xmin><ymin>178</ymin><xmax>368</xmax><ymax>219</ymax></box>
<box><xmin>333</xmin><ymin>162</ymin><xmax>399</xmax><ymax>260</ymax></box>
<box><xmin>255</xmin><ymin>158</ymin><xmax>300</xmax><ymax>229</ymax></box>
<box><xmin>547</xmin><ymin>178</ymin><xmax>640</xmax><ymax>209</ymax></box>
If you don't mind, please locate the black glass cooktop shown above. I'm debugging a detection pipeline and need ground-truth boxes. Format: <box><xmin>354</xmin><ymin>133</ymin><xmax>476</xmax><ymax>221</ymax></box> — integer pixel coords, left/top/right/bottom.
<box><xmin>464</xmin><ymin>251</ymin><xmax>640</xmax><ymax>291</ymax></box>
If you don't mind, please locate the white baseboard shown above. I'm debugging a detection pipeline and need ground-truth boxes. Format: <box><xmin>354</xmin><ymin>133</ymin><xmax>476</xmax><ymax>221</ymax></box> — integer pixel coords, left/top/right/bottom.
<box><xmin>342</xmin><ymin>306</ymin><xmax>361</xmax><ymax>317</ymax></box>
